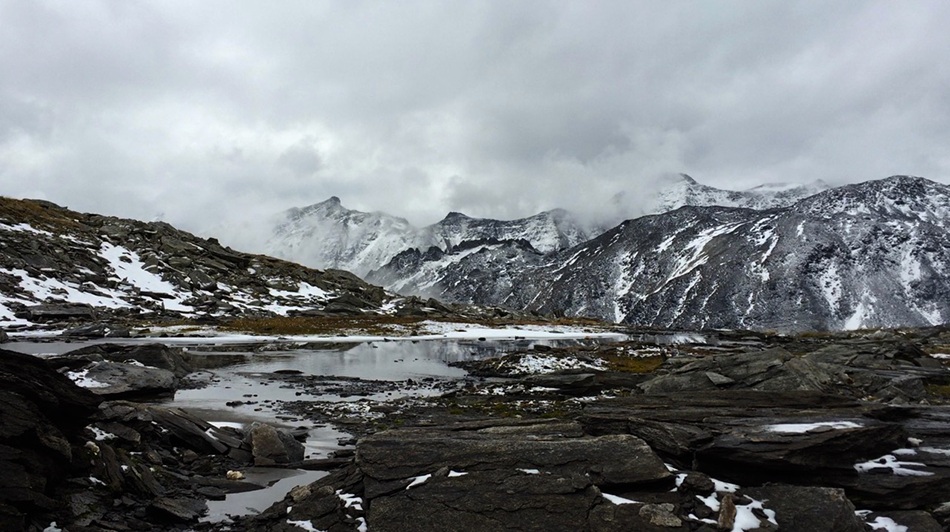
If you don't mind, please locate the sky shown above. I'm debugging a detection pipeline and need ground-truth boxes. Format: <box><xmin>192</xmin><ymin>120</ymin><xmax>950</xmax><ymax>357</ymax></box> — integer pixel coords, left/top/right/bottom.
<box><xmin>1</xmin><ymin>0</ymin><xmax>949</xmax><ymax>235</ymax></box>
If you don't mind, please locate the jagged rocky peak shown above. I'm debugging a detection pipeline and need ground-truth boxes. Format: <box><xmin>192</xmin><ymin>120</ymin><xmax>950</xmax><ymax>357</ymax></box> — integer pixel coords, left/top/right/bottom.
<box><xmin>247</xmin><ymin>173</ymin><xmax>830</xmax><ymax>283</ymax></box>
<box><xmin>285</xmin><ymin>195</ymin><xmax>345</xmax><ymax>220</ymax></box>
<box><xmin>440</xmin><ymin>211</ymin><xmax>471</xmax><ymax>222</ymax></box>
<box><xmin>607</xmin><ymin>172</ymin><xmax>830</xmax><ymax>221</ymax></box>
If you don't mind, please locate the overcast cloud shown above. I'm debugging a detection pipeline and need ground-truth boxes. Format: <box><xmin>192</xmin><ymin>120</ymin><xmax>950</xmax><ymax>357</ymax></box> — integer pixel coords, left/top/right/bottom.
<box><xmin>1</xmin><ymin>0</ymin><xmax>949</xmax><ymax>235</ymax></box>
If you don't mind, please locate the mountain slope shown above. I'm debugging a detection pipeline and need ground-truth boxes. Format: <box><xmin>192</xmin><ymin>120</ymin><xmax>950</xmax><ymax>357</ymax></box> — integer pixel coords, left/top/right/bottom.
<box><xmin>367</xmin><ymin>238</ymin><xmax>550</xmax><ymax>303</ymax></box>
<box><xmin>375</xmin><ymin>176</ymin><xmax>950</xmax><ymax>331</ymax></box>
<box><xmin>0</xmin><ymin>197</ymin><xmax>406</xmax><ymax>329</ymax></box>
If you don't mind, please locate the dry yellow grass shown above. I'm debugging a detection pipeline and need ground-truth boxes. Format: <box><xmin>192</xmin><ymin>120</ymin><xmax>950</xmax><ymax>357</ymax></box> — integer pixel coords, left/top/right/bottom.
<box><xmin>602</xmin><ymin>354</ymin><xmax>664</xmax><ymax>373</ymax></box>
<box><xmin>220</xmin><ymin>315</ymin><xmax>428</xmax><ymax>336</ymax></box>
<box><xmin>0</xmin><ymin>197</ymin><xmax>82</xmax><ymax>231</ymax></box>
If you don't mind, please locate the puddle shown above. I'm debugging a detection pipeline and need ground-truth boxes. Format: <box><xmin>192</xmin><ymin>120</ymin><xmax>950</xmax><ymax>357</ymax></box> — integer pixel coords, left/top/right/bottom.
<box><xmin>9</xmin><ymin>336</ymin><xmax>619</xmax><ymax>523</ymax></box>
<box><xmin>201</xmin><ymin>468</ymin><xmax>329</xmax><ymax>523</ymax></box>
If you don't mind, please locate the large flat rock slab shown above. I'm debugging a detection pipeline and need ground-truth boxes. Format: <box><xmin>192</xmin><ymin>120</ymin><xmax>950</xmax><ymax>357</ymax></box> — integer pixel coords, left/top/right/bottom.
<box><xmin>357</xmin><ymin>420</ymin><xmax>671</xmax><ymax>532</ymax></box>
<box><xmin>357</xmin><ymin>420</ymin><xmax>671</xmax><ymax>488</ymax></box>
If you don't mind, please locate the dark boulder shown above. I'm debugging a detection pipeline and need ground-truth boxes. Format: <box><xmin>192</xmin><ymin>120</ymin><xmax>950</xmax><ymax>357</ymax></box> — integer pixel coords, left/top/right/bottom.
<box><xmin>99</xmin><ymin>343</ymin><xmax>192</xmax><ymax>378</ymax></box>
<box><xmin>17</xmin><ymin>303</ymin><xmax>96</xmax><ymax>322</ymax></box>
<box><xmin>357</xmin><ymin>420</ymin><xmax>670</xmax><ymax>490</ymax></box>
<box><xmin>368</xmin><ymin>469</ymin><xmax>601</xmax><ymax>532</ymax></box>
<box><xmin>147</xmin><ymin>496</ymin><xmax>207</xmax><ymax>523</ymax></box>
<box><xmin>868</xmin><ymin>511</ymin><xmax>943</xmax><ymax>532</ymax></box>
<box><xmin>77</xmin><ymin>360</ymin><xmax>178</xmax><ymax>399</ymax></box>
<box><xmin>62</xmin><ymin>322</ymin><xmax>131</xmax><ymax>338</ymax></box>
<box><xmin>695</xmin><ymin>420</ymin><xmax>906</xmax><ymax>483</ymax></box>
<box><xmin>742</xmin><ymin>485</ymin><xmax>863</xmax><ymax>532</ymax></box>
<box><xmin>246</xmin><ymin>423</ymin><xmax>305</xmax><ymax>466</ymax></box>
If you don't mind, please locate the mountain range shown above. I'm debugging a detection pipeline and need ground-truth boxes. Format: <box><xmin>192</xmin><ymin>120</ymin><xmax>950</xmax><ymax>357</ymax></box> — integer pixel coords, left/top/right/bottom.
<box><xmin>0</xmin><ymin>197</ymin><xmax>485</xmax><ymax>331</ymax></box>
<box><xmin>3</xmin><ymin>174</ymin><xmax>947</xmax><ymax>332</ymax></box>
<box><xmin>220</xmin><ymin>174</ymin><xmax>827</xmax><ymax>278</ymax></box>
<box><xmin>370</xmin><ymin>175</ymin><xmax>950</xmax><ymax>331</ymax></box>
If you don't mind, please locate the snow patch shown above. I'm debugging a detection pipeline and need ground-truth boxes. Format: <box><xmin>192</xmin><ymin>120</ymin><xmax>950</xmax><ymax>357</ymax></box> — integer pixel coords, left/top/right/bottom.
<box><xmin>765</xmin><ymin>421</ymin><xmax>862</xmax><ymax>433</ymax></box>
<box><xmin>286</xmin><ymin>519</ymin><xmax>325</xmax><ymax>532</ymax></box>
<box><xmin>336</xmin><ymin>491</ymin><xmax>363</xmax><ymax>511</ymax></box>
<box><xmin>508</xmin><ymin>355</ymin><xmax>605</xmax><ymax>375</ymax></box>
<box><xmin>854</xmin><ymin>454</ymin><xmax>934</xmax><ymax>476</ymax></box>
<box><xmin>406</xmin><ymin>473</ymin><xmax>432</xmax><ymax>489</ymax></box>
<box><xmin>66</xmin><ymin>368</ymin><xmax>109</xmax><ymax>389</ymax></box>
<box><xmin>601</xmin><ymin>493</ymin><xmax>638</xmax><ymax>505</ymax></box>
<box><xmin>90</xmin><ymin>426</ymin><xmax>117</xmax><ymax>441</ymax></box>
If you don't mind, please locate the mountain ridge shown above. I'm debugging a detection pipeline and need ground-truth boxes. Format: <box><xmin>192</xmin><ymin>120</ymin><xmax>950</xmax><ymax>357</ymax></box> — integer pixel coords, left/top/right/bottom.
<box><xmin>229</xmin><ymin>173</ymin><xmax>829</xmax><ymax>278</ymax></box>
<box><xmin>371</xmin><ymin>175</ymin><xmax>950</xmax><ymax>331</ymax></box>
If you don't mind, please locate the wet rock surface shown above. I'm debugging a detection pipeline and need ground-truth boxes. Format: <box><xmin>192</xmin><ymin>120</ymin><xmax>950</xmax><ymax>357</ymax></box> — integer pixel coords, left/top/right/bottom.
<box><xmin>0</xmin><ymin>346</ymin><xmax>322</xmax><ymax>531</ymax></box>
<box><xmin>2</xmin><ymin>325</ymin><xmax>950</xmax><ymax>531</ymax></box>
<box><xmin>208</xmin><ymin>326</ymin><xmax>950</xmax><ymax>532</ymax></box>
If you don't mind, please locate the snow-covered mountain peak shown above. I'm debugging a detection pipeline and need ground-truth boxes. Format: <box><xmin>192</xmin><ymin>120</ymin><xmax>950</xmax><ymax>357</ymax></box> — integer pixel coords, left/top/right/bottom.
<box><xmin>286</xmin><ymin>196</ymin><xmax>345</xmax><ymax>218</ymax></box>
<box><xmin>426</xmin><ymin>208</ymin><xmax>593</xmax><ymax>255</ymax></box>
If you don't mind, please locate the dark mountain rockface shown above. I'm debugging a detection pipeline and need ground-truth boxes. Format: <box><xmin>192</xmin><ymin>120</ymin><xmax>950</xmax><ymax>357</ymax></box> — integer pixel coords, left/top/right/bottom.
<box><xmin>366</xmin><ymin>238</ymin><xmax>548</xmax><ymax>303</ymax></box>
<box><xmin>373</xmin><ymin>176</ymin><xmax>950</xmax><ymax>331</ymax></box>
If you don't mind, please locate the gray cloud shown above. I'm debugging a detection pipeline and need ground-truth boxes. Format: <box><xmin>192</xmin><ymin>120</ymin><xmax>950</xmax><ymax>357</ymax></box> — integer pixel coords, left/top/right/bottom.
<box><xmin>1</xmin><ymin>0</ymin><xmax>948</xmax><ymax>240</ymax></box>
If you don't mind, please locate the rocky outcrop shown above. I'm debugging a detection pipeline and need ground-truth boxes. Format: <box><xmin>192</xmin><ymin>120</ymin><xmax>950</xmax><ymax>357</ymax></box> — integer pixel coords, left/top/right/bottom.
<box><xmin>742</xmin><ymin>485</ymin><xmax>863</xmax><ymax>532</ymax></box>
<box><xmin>0</xmin><ymin>349</ymin><xmax>101</xmax><ymax>531</ymax></box>
<box><xmin>0</xmin><ymin>344</ymin><xmax>325</xmax><ymax>531</ymax></box>
<box><xmin>56</xmin><ymin>343</ymin><xmax>193</xmax><ymax>377</ymax></box>
<box><xmin>46</xmin><ymin>343</ymin><xmax>195</xmax><ymax>399</ymax></box>
<box><xmin>222</xmin><ymin>328</ymin><xmax>950</xmax><ymax>532</ymax></box>
<box><xmin>357</xmin><ymin>420</ymin><xmax>670</xmax><ymax>489</ymax></box>
<box><xmin>635</xmin><ymin>338</ymin><xmax>950</xmax><ymax>403</ymax></box>
<box><xmin>227</xmin><ymin>418</ymin><xmax>899</xmax><ymax>532</ymax></box>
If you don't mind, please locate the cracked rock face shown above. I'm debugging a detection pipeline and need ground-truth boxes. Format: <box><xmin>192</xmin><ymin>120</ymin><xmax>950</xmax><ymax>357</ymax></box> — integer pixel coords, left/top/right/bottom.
<box><xmin>355</xmin><ymin>420</ymin><xmax>670</xmax><ymax>532</ymax></box>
